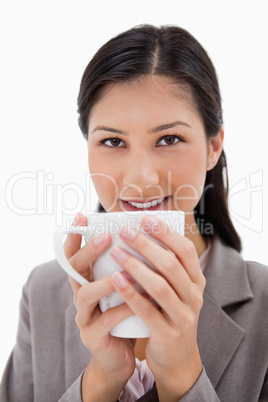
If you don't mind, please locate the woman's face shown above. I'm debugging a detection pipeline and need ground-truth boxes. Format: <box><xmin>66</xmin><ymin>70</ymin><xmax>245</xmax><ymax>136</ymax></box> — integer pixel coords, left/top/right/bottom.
<box><xmin>87</xmin><ymin>76</ymin><xmax>219</xmax><ymax>220</ymax></box>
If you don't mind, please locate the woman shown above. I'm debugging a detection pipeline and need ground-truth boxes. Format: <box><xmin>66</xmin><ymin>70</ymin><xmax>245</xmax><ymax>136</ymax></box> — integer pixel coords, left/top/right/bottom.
<box><xmin>1</xmin><ymin>25</ymin><xmax>267</xmax><ymax>401</ymax></box>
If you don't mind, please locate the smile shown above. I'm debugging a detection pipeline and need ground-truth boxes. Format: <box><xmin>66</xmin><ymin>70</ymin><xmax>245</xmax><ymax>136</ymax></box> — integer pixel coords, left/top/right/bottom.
<box><xmin>121</xmin><ymin>196</ymin><xmax>169</xmax><ymax>211</ymax></box>
<box><xmin>127</xmin><ymin>197</ymin><xmax>166</xmax><ymax>208</ymax></box>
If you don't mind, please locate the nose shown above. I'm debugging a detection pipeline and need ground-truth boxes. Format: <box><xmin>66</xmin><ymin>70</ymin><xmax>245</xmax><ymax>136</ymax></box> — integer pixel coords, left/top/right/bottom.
<box><xmin>122</xmin><ymin>151</ymin><xmax>160</xmax><ymax>192</ymax></box>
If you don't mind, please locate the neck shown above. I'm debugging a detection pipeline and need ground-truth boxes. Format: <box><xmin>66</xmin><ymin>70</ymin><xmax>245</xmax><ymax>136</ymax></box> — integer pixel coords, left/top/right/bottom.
<box><xmin>184</xmin><ymin>214</ymin><xmax>207</xmax><ymax>257</ymax></box>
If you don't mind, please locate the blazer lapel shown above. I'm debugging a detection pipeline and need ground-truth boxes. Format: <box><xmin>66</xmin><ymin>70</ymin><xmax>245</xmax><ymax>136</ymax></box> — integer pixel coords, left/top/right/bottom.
<box><xmin>197</xmin><ymin>291</ymin><xmax>245</xmax><ymax>387</ymax></box>
<box><xmin>198</xmin><ymin>236</ymin><xmax>254</xmax><ymax>388</ymax></box>
<box><xmin>137</xmin><ymin>292</ymin><xmax>247</xmax><ymax>401</ymax></box>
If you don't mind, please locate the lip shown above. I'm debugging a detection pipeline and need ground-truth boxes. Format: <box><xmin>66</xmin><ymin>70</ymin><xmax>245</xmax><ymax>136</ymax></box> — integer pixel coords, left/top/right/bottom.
<box><xmin>120</xmin><ymin>196</ymin><xmax>170</xmax><ymax>211</ymax></box>
<box><xmin>120</xmin><ymin>196</ymin><xmax>167</xmax><ymax>203</ymax></box>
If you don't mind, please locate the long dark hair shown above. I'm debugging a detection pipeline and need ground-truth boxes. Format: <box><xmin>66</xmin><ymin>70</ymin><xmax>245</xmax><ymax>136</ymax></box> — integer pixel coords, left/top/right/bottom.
<box><xmin>77</xmin><ymin>24</ymin><xmax>241</xmax><ymax>252</ymax></box>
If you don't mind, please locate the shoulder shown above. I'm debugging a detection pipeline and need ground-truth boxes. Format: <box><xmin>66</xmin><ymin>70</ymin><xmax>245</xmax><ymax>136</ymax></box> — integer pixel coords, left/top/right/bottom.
<box><xmin>28</xmin><ymin>259</ymin><xmax>67</xmax><ymax>286</ymax></box>
<box><xmin>25</xmin><ymin>259</ymin><xmax>72</xmax><ymax>306</ymax></box>
<box><xmin>246</xmin><ymin>259</ymin><xmax>268</xmax><ymax>276</ymax></box>
<box><xmin>209</xmin><ymin>235</ymin><xmax>268</xmax><ymax>278</ymax></box>
<box><xmin>246</xmin><ymin>259</ymin><xmax>268</xmax><ymax>296</ymax></box>
<box><xmin>205</xmin><ymin>236</ymin><xmax>268</xmax><ymax>307</ymax></box>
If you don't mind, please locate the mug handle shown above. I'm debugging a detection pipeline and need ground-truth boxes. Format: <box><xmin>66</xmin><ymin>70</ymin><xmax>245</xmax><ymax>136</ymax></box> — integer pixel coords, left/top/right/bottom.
<box><xmin>53</xmin><ymin>226</ymin><xmax>90</xmax><ymax>286</ymax></box>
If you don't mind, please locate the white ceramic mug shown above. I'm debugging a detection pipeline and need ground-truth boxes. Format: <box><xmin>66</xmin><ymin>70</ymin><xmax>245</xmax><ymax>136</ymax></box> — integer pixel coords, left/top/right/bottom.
<box><xmin>53</xmin><ymin>210</ymin><xmax>184</xmax><ymax>338</ymax></box>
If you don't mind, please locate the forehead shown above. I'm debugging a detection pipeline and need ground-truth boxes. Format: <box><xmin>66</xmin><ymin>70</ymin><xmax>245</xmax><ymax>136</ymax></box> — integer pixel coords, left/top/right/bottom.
<box><xmin>88</xmin><ymin>75</ymin><xmax>203</xmax><ymax>130</ymax></box>
<box><xmin>96</xmin><ymin>75</ymin><xmax>195</xmax><ymax>106</ymax></box>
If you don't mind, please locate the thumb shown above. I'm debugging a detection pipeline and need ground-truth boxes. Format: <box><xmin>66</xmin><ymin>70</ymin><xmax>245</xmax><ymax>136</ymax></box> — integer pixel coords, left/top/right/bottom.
<box><xmin>64</xmin><ymin>213</ymin><xmax>87</xmax><ymax>259</ymax></box>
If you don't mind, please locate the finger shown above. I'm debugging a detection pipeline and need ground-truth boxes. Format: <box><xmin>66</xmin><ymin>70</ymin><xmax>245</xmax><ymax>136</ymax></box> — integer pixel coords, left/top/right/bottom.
<box><xmin>80</xmin><ymin>302</ymin><xmax>135</xmax><ymax>349</ymax></box>
<box><xmin>75</xmin><ymin>276</ymin><xmax>118</xmax><ymax>326</ymax></box>
<box><xmin>141</xmin><ymin>216</ymin><xmax>204</xmax><ymax>286</ymax></box>
<box><xmin>111</xmin><ymin>248</ymin><xmax>186</xmax><ymax>323</ymax></box>
<box><xmin>119</xmin><ymin>225</ymin><xmax>193</xmax><ymax>301</ymax></box>
<box><xmin>64</xmin><ymin>213</ymin><xmax>87</xmax><ymax>259</ymax></box>
<box><xmin>70</xmin><ymin>232</ymin><xmax>112</xmax><ymax>275</ymax></box>
<box><xmin>110</xmin><ymin>272</ymin><xmax>168</xmax><ymax>335</ymax></box>
<box><xmin>68</xmin><ymin>232</ymin><xmax>112</xmax><ymax>295</ymax></box>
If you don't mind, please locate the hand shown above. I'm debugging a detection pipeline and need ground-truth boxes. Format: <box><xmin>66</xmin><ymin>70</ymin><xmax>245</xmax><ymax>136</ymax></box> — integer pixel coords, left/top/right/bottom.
<box><xmin>64</xmin><ymin>213</ymin><xmax>136</xmax><ymax>401</ymax></box>
<box><xmin>110</xmin><ymin>215</ymin><xmax>206</xmax><ymax>401</ymax></box>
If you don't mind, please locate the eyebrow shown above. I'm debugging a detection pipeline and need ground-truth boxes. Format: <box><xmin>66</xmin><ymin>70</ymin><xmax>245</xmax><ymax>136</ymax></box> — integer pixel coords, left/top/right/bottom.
<box><xmin>149</xmin><ymin>121</ymin><xmax>192</xmax><ymax>133</ymax></box>
<box><xmin>92</xmin><ymin>126</ymin><xmax>128</xmax><ymax>135</ymax></box>
<box><xmin>91</xmin><ymin>121</ymin><xmax>192</xmax><ymax>136</ymax></box>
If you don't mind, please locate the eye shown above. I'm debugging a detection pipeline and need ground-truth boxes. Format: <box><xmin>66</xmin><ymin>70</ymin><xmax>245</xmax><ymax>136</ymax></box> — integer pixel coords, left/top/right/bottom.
<box><xmin>156</xmin><ymin>135</ymin><xmax>183</xmax><ymax>146</ymax></box>
<box><xmin>99</xmin><ymin>137</ymin><xmax>125</xmax><ymax>147</ymax></box>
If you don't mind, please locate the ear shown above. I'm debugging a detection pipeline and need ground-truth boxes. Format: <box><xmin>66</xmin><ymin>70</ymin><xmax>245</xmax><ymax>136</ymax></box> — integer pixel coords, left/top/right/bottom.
<box><xmin>207</xmin><ymin>126</ymin><xmax>224</xmax><ymax>171</ymax></box>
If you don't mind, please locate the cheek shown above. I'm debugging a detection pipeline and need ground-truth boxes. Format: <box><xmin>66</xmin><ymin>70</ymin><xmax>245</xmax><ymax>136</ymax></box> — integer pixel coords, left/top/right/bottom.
<box><xmin>172</xmin><ymin>179</ymin><xmax>205</xmax><ymax>211</ymax></box>
<box><xmin>88</xmin><ymin>152</ymin><xmax>120</xmax><ymax>211</ymax></box>
<box><xmin>88</xmin><ymin>150</ymin><xmax>120</xmax><ymax>175</ymax></box>
<box><xmin>91</xmin><ymin>177</ymin><xmax>118</xmax><ymax>211</ymax></box>
<box><xmin>169</xmin><ymin>155</ymin><xmax>207</xmax><ymax>212</ymax></box>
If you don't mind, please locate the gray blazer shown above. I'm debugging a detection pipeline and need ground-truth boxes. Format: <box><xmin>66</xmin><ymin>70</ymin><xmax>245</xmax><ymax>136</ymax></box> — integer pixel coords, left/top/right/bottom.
<box><xmin>1</xmin><ymin>236</ymin><xmax>268</xmax><ymax>401</ymax></box>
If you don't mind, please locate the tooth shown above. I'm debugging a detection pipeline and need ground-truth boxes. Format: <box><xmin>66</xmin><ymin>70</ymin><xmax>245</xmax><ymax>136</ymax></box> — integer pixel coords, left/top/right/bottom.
<box><xmin>131</xmin><ymin>202</ymin><xmax>142</xmax><ymax>208</ymax></box>
<box><xmin>127</xmin><ymin>197</ymin><xmax>166</xmax><ymax>208</ymax></box>
<box><xmin>144</xmin><ymin>202</ymin><xmax>151</xmax><ymax>208</ymax></box>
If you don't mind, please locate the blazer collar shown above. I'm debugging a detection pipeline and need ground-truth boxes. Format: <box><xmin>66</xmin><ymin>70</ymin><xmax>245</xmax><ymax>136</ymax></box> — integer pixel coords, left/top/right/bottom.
<box><xmin>203</xmin><ymin>236</ymin><xmax>253</xmax><ymax>308</ymax></box>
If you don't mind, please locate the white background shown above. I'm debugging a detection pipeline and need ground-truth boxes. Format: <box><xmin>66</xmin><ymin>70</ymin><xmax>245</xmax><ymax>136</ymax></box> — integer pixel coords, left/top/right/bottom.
<box><xmin>0</xmin><ymin>1</ymin><xmax>267</xmax><ymax>376</ymax></box>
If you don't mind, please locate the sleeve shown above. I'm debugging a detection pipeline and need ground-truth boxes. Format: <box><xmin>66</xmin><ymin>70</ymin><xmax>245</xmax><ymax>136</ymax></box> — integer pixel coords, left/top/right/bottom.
<box><xmin>58</xmin><ymin>372</ymin><xmax>83</xmax><ymax>402</ymax></box>
<box><xmin>259</xmin><ymin>368</ymin><xmax>268</xmax><ymax>401</ymax></box>
<box><xmin>136</xmin><ymin>367</ymin><xmax>220</xmax><ymax>402</ymax></box>
<box><xmin>0</xmin><ymin>283</ymin><xmax>34</xmax><ymax>402</ymax></box>
<box><xmin>179</xmin><ymin>367</ymin><xmax>220</xmax><ymax>402</ymax></box>
<box><xmin>0</xmin><ymin>271</ymin><xmax>85</xmax><ymax>402</ymax></box>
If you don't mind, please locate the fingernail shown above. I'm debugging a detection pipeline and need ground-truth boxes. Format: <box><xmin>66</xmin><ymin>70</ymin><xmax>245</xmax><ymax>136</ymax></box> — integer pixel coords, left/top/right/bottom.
<box><xmin>120</xmin><ymin>225</ymin><xmax>137</xmax><ymax>240</ymax></box>
<box><xmin>93</xmin><ymin>233</ymin><xmax>107</xmax><ymax>246</ymax></box>
<box><xmin>112</xmin><ymin>271</ymin><xmax>128</xmax><ymax>289</ymax></box>
<box><xmin>111</xmin><ymin>246</ymin><xmax>128</xmax><ymax>261</ymax></box>
<box><xmin>71</xmin><ymin>212</ymin><xmax>83</xmax><ymax>226</ymax></box>
<box><xmin>142</xmin><ymin>216</ymin><xmax>161</xmax><ymax>232</ymax></box>
<box><xmin>71</xmin><ymin>214</ymin><xmax>79</xmax><ymax>226</ymax></box>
